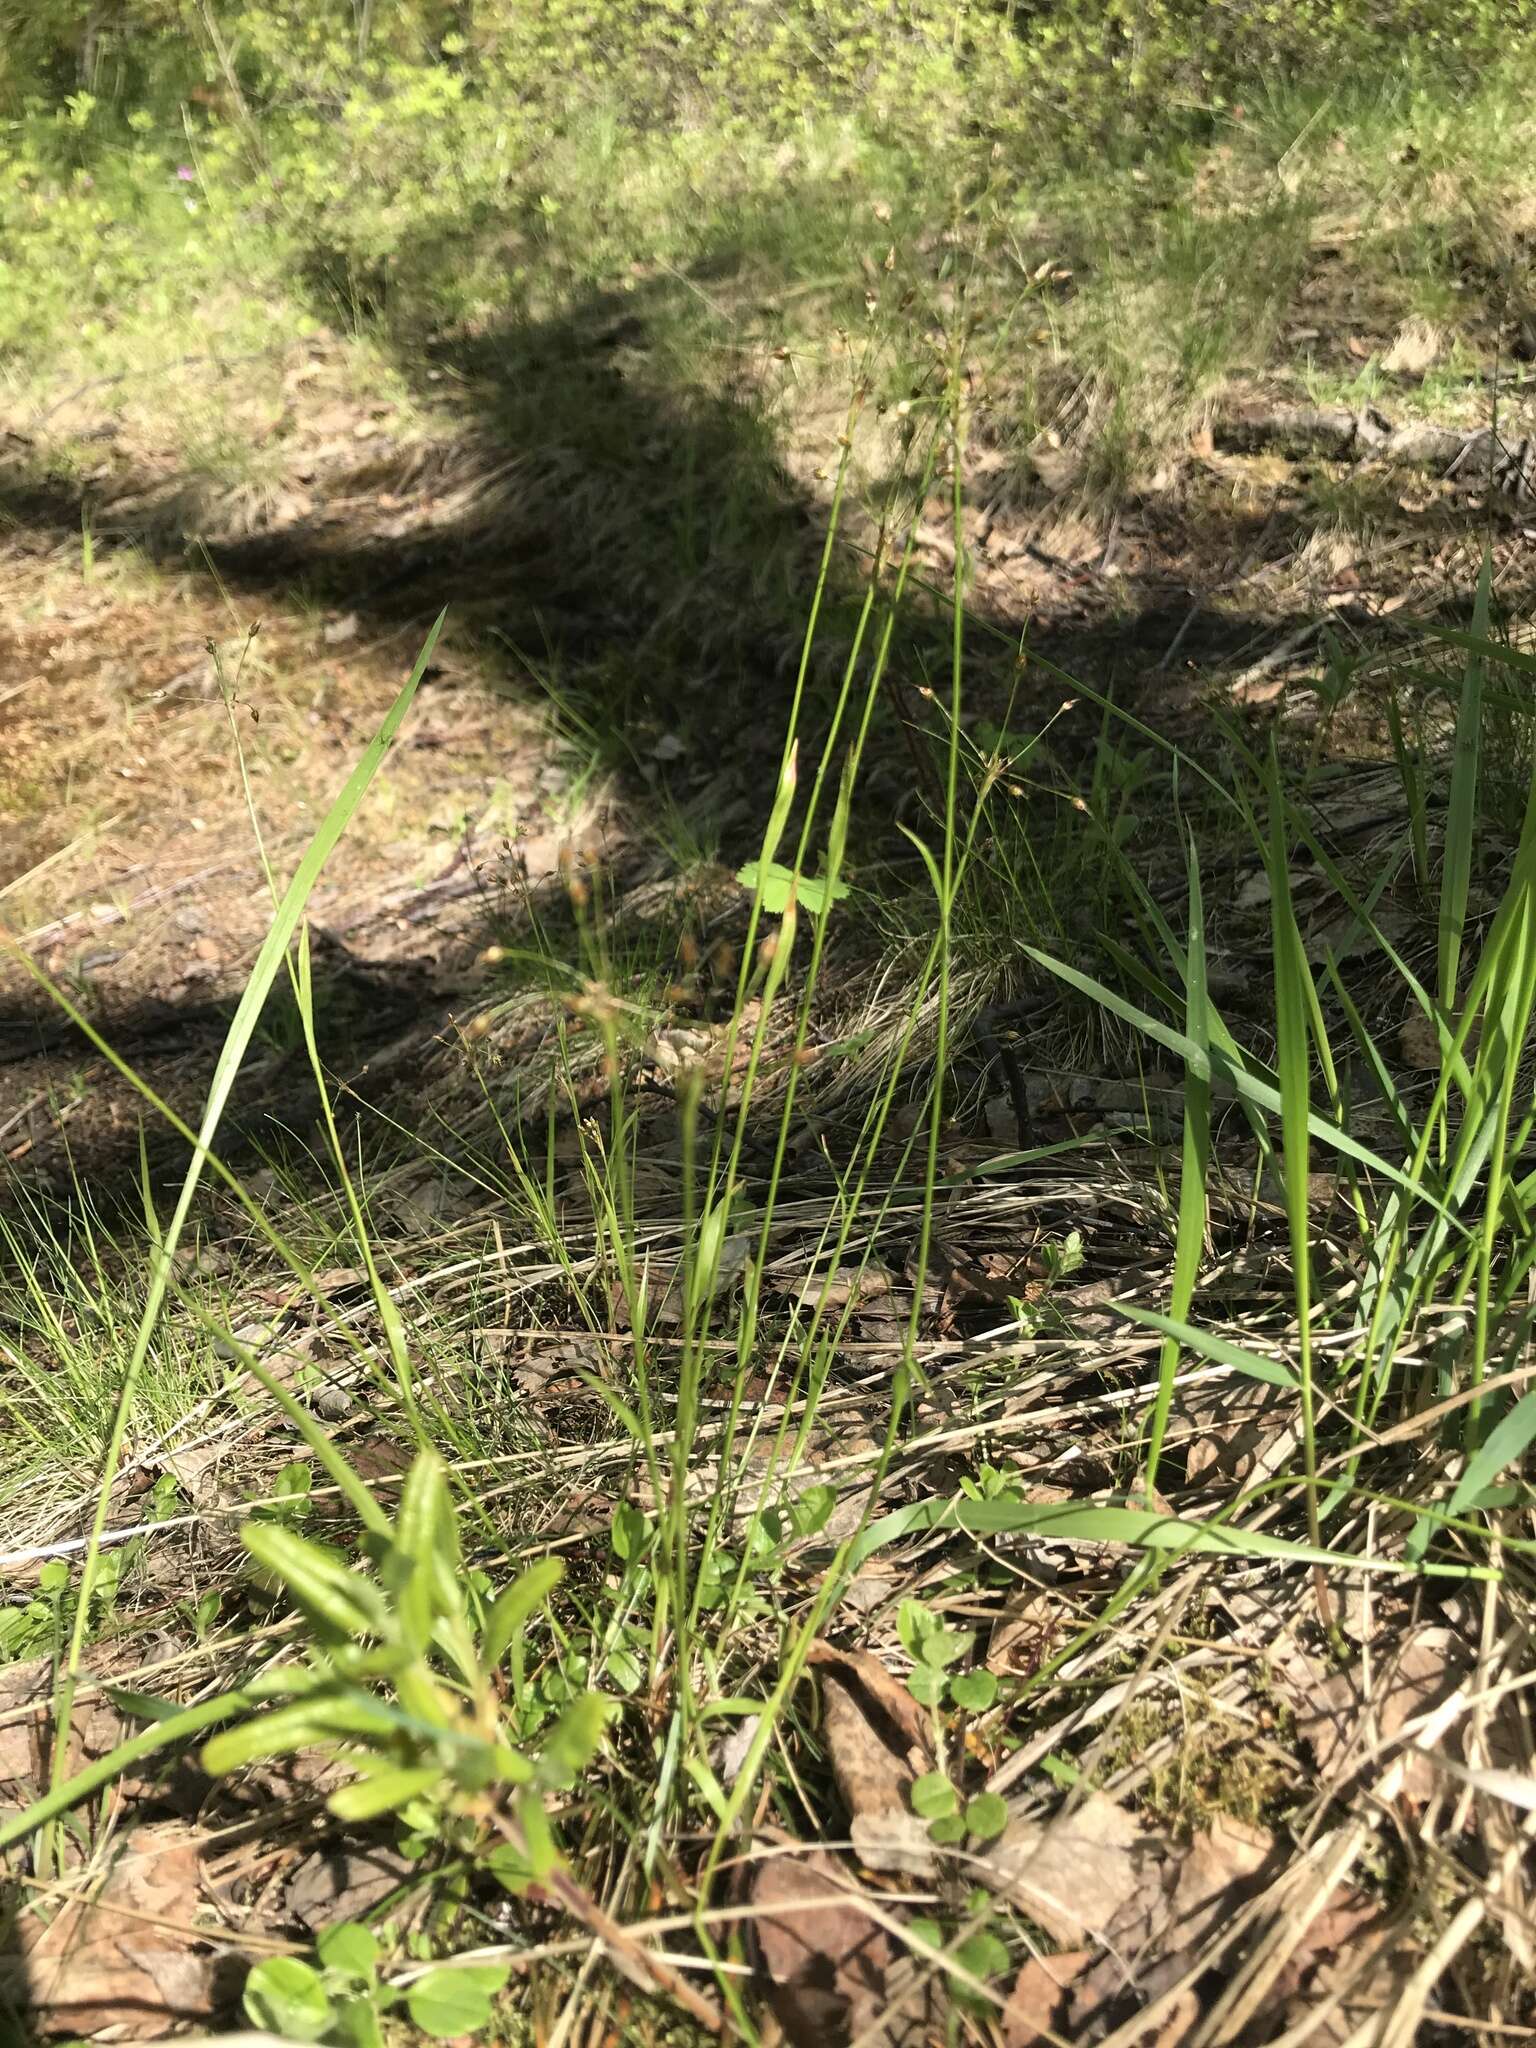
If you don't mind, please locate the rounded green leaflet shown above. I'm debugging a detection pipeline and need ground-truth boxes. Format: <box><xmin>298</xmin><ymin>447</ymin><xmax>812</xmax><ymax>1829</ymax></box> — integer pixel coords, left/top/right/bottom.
<box><xmin>906</xmin><ymin>1666</ymin><xmax>945</xmax><ymax>1707</ymax></box>
<box><xmin>332</xmin><ymin>1993</ymin><xmax>386</xmax><ymax>2048</ymax></box>
<box><xmin>317</xmin><ymin>1920</ymin><xmax>379</xmax><ymax>1979</ymax></box>
<box><xmin>405</xmin><ymin>1963</ymin><xmax>511</xmax><ymax>2039</ymax></box>
<box><xmin>789</xmin><ymin>1483</ymin><xmax>837</xmax><ymax>1537</ymax></box>
<box><xmin>949</xmin><ymin>1670</ymin><xmax>997</xmax><ymax>1712</ymax></box>
<box><xmin>244</xmin><ymin>1956</ymin><xmax>335</xmax><ymax>2042</ymax></box>
<box><xmin>910</xmin><ymin>1770</ymin><xmax>957</xmax><ymax>1818</ymax></box>
<box><xmin>735</xmin><ymin>859</ymin><xmax>849</xmax><ymax>916</ymax></box>
<box><xmin>603</xmin><ymin>1645</ymin><xmax>644</xmax><ymax>1693</ymax></box>
<box><xmin>964</xmin><ymin>1791</ymin><xmax>1009</xmax><ymax>1841</ymax></box>
<box><xmin>927</xmin><ymin>1811</ymin><xmax>966</xmax><ymax>1846</ymax></box>
<box><xmin>955</xmin><ymin>1928</ymin><xmax>1011</xmax><ymax>1981</ymax></box>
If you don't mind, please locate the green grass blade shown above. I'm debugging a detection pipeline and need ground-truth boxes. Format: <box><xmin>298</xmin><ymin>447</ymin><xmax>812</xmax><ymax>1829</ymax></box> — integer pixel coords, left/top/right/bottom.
<box><xmin>1447</xmin><ymin>1390</ymin><xmax>1536</xmax><ymax>1519</ymax></box>
<box><xmin>1266</xmin><ymin>746</ymin><xmax>1325</xmax><ymax>1570</ymax></box>
<box><xmin>56</xmin><ymin>613</ymin><xmax>443</xmax><ymax>1698</ymax></box>
<box><xmin>955</xmin><ymin>1496</ymin><xmax>1410</xmax><ymax>1572</ymax></box>
<box><xmin>1439</xmin><ymin>551</ymin><xmax>1489</xmax><ymax>1011</ymax></box>
<box><xmin>1143</xmin><ymin>832</ymin><xmax>1211</xmax><ymax>1497</ymax></box>
<box><xmin>1020</xmin><ymin>944</ymin><xmax>1463</xmax><ymax>1223</ymax></box>
<box><xmin>1118</xmin><ymin>1304</ymin><xmax>1299</xmax><ymax>1389</ymax></box>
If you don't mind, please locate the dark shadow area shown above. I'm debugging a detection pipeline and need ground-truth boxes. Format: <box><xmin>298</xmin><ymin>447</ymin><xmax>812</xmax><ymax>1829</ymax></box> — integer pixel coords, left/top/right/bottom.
<box><xmin>1</xmin><ymin>243</ymin><xmax>1527</xmax><ymax>1223</ymax></box>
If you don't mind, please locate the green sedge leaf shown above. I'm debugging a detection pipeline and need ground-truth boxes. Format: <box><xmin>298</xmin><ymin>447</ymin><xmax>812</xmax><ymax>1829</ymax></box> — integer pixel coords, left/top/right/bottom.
<box><xmin>956</xmin><ymin>1497</ymin><xmax>1404</xmax><ymax>1571</ymax></box>
<box><xmin>1450</xmin><ymin>1390</ymin><xmax>1536</xmax><ymax>1517</ymax></box>
<box><xmin>1116</xmin><ymin>1304</ymin><xmax>1299</xmax><ymax>1388</ymax></box>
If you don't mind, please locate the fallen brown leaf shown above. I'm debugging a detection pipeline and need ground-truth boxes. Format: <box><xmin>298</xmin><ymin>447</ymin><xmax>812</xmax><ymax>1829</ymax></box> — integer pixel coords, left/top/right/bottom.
<box><xmin>991</xmin><ymin>1805</ymin><xmax>1277</xmax><ymax>2042</ymax></box>
<box><xmin>793</xmin><ymin>1262</ymin><xmax>893</xmax><ymax>1314</ymax></box>
<box><xmin>984</xmin><ymin>1794</ymin><xmax>1154</xmax><ymax>1946</ymax></box>
<box><xmin>5</xmin><ymin>1822</ymin><xmax>231</xmax><ymax>2041</ymax></box>
<box><xmin>1073</xmin><ymin>1813</ymin><xmax>1276</xmax><ymax>2020</ymax></box>
<box><xmin>987</xmin><ymin>1595</ymin><xmax>1063</xmax><ymax>1681</ymax></box>
<box><xmin>1271</xmin><ymin>1892</ymin><xmax>1410</xmax><ymax>2047</ymax></box>
<box><xmin>1001</xmin><ymin>1949</ymin><xmax>1090</xmax><ymax>2046</ymax></box>
<box><xmin>0</xmin><ymin>1661</ymin><xmax>206</xmax><ymax>1820</ymax></box>
<box><xmin>1183</xmin><ymin>1382</ymin><xmax>1295</xmax><ymax>1485</ymax></box>
<box><xmin>750</xmin><ymin>1850</ymin><xmax>911</xmax><ymax>2047</ymax></box>
<box><xmin>0</xmin><ymin>1657</ymin><xmax>117</xmax><ymax>1801</ymax></box>
<box><xmin>808</xmin><ymin>1642</ymin><xmax>935</xmax><ymax>1877</ymax></box>
<box><xmin>1296</xmin><ymin>1626</ymin><xmax>1465</xmax><ymax>1806</ymax></box>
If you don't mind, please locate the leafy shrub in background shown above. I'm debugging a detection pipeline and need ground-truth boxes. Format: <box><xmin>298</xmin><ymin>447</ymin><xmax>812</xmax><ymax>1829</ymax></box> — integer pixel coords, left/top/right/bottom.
<box><xmin>3</xmin><ymin>0</ymin><xmax>1533</xmax><ymax>409</ymax></box>
<box><xmin>1000</xmin><ymin>0</ymin><xmax>1536</xmax><ymax>133</ymax></box>
<box><xmin>7</xmin><ymin>0</ymin><xmax>1531</xmax><ymax>141</ymax></box>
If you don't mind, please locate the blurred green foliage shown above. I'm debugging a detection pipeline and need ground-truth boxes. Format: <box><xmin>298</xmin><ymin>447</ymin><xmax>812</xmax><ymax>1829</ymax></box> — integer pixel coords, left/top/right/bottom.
<box><xmin>1</xmin><ymin>0</ymin><xmax>1531</xmax><ymax>392</ymax></box>
<box><xmin>8</xmin><ymin>1</ymin><xmax>1530</xmax><ymax>143</ymax></box>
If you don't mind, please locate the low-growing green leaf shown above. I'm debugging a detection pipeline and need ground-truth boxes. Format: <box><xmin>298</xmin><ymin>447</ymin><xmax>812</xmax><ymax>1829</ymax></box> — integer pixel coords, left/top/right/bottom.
<box><xmin>735</xmin><ymin>860</ymin><xmax>849</xmax><ymax>916</ymax></box>
<box><xmin>603</xmin><ymin>1646</ymin><xmax>644</xmax><ymax>1693</ymax></box>
<box><xmin>539</xmin><ymin>1691</ymin><xmax>616</xmax><ymax>1786</ymax></box>
<box><xmin>788</xmin><ymin>1483</ymin><xmax>837</xmax><ymax>1539</ymax></box>
<box><xmin>328</xmin><ymin>1764</ymin><xmax>444</xmax><ymax>1823</ymax></box>
<box><xmin>519</xmin><ymin>1785</ymin><xmax>562</xmax><ymax>1880</ymax></box>
<box><xmin>244</xmin><ymin>1956</ymin><xmax>334</xmax><ymax>2042</ymax></box>
<box><xmin>949</xmin><ymin>1670</ymin><xmax>997</xmax><ymax>1712</ymax></box>
<box><xmin>927</xmin><ymin>1812</ymin><xmax>967</xmax><ymax>1846</ymax></box>
<box><xmin>202</xmin><ymin>1690</ymin><xmax>400</xmax><ymax>1774</ymax></box>
<box><xmin>317</xmin><ymin>1922</ymin><xmax>379</xmax><ymax>1980</ymax></box>
<box><xmin>482</xmin><ymin>1556</ymin><xmax>563</xmax><ymax>1673</ymax></box>
<box><xmin>405</xmin><ymin>1963</ymin><xmax>510</xmax><ymax>2040</ymax></box>
<box><xmin>906</xmin><ymin>1665</ymin><xmax>945</xmax><ymax>1707</ymax></box>
<box><xmin>611</xmin><ymin>1503</ymin><xmax>650</xmax><ymax>1563</ymax></box>
<box><xmin>485</xmin><ymin>1838</ymin><xmax>534</xmax><ymax>1894</ymax></box>
<box><xmin>911</xmin><ymin>1771</ymin><xmax>957</xmax><ymax>1819</ymax></box>
<box><xmin>964</xmin><ymin>1791</ymin><xmax>1009</xmax><ymax>1841</ymax></box>
<box><xmin>241</xmin><ymin>1522</ymin><xmax>390</xmax><ymax>1639</ymax></box>
<box><xmin>896</xmin><ymin>1598</ymin><xmax>930</xmax><ymax>1662</ymax></box>
<box><xmin>332</xmin><ymin>1994</ymin><xmax>386</xmax><ymax>2048</ymax></box>
<box><xmin>955</xmin><ymin>1929</ymin><xmax>1011</xmax><ymax>1979</ymax></box>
